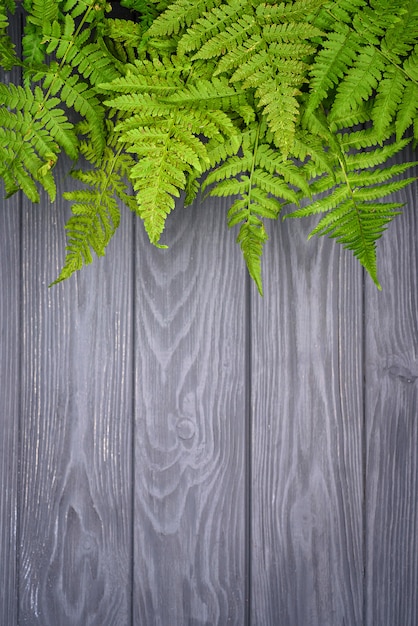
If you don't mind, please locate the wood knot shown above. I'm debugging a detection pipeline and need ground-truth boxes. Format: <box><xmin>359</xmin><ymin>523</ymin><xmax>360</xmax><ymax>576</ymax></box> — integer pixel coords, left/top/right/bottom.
<box><xmin>176</xmin><ymin>418</ymin><xmax>195</xmax><ymax>440</ymax></box>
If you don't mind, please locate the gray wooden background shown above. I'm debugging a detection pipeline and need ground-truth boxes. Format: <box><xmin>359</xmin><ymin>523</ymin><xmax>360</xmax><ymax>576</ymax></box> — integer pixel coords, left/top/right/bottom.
<box><xmin>1</xmin><ymin>11</ymin><xmax>418</xmax><ymax>626</ymax></box>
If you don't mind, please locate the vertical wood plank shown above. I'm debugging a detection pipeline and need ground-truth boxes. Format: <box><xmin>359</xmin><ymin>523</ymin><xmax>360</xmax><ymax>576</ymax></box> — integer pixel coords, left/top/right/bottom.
<box><xmin>0</xmin><ymin>12</ymin><xmax>22</xmax><ymax>624</ymax></box>
<box><xmin>133</xmin><ymin>196</ymin><xmax>248</xmax><ymax>625</ymax></box>
<box><xmin>19</xmin><ymin>173</ymin><xmax>134</xmax><ymax>624</ymax></box>
<box><xmin>250</xmin><ymin>215</ymin><xmax>364</xmax><ymax>624</ymax></box>
<box><xmin>365</xmin><ymin>146</ymin><xmax>418</xmax><ymax>626</ymax></box>
<box><xmin>0</xmin><ymin>188</ymin><xmax>20</xmax><ymax>626</ymax></box>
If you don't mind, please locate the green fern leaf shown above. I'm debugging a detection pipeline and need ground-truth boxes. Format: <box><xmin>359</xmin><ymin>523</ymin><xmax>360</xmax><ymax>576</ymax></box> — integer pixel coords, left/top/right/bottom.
<box><xmin>26</xmin><ymin>0</ymin><xmax>59</xmax><ymax>28</ymax></box>
<box><xmin>159</xmin><ymin>76</ymin><xmax>249</xmax><ymax>113</ymax></box>
<box><xmin>202</xmin><ymin>121</ymin><xmax>321</xmax><ymax>292</ymax></box>
<box><xmin>119</xmin><ymin>111</ymin><xmax>212</xmax><ymax>243</ymax></box>
<box><xmin>234</xmin><ymin>208</ymin><xmax>268</xmax><ymax>295</ymax></box>
<box><xmin>193</xmin><ymin>12</ymin><xmax>257</xmax><ymax>61</ymax></box>
<box><xmin>403</xmin><ymin>43</ymin><xmax>418</xmax><ymax>81</ymax></box>
<box><xmin>331</xmin><ymin>46</ymin><xmax>386</xmax><ymax>118</ymax></box>
<box><xmin>306</xmin><ymin>25</ymin><xmax>361</xmax><ymax>112</ymax></box>
<box><xmin>372</xmin><ymin>68</ymin><xmax>408</xmax><ymax>140</ymax></box>
<box><xmin>0</xmin><ymin>1</ymin><xmax>18</xmax><ymax>70</ymax></box>
<box><xmin>43</xmin><ymin>16</ymin><xmax>120</xmax><ymax>86</ymax></box>
<box><xmin>52</xmin><ymin>146</ymin><xmax>134</xmax><ymax>284</ymax></box>
<box><xmin>39</xmin><ymin>64</ymin><xmax>105</xmax><ymax>157</ymax></box>
<box><xmin>382</xmin><ymin>2</ymin><xmax>418</xmax><ymax>59</ymax></box>
<box><xmin>22</xmin><ymin>22</ymin><xmax>47</xmax><ymax>68</ymax></box>
<box><xmin>255</xmin><ymin>80</ymin><xmax>301</xmax><ymax>157</ymax></box>
<box><xmin>147</xmin><ymin>0</ymin><xmax>220</xmax><ymax>36</ymax></box>
<box><xmin>0</xmin><ymin>84</ymin><xmax>78</xmax><ymax>200</ymax></box>
<box><xmin>286</xmin><ymin>132</ymin><xmax>418</xmax><ymax>288</ymax></box>
<box><xmin>177</xmin><ymin>0</ymin><xmax>249</xmax><ymax>56</ymax></box>
<box><xmin>395</xmin><ymin>82</ymin><xmax>418</xmax><ymax>140</ymax></box>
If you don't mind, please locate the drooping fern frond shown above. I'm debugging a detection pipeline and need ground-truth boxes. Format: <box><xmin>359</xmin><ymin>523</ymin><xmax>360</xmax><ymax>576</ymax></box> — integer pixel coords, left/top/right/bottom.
<box><xmin>102</xmin><ymin>57</ymin><xmax>241</xmax><ymax>244</ymax></box>
<box><xmin>202</xmin><ymin>120</ymin><xmax>307</xmax><ymax>293</ymax></box>
<box><xmin>52</xmin><ymin>130</ymin><xmax>137</xmax><ymax>284</ymax></box>
<box><xmin>286</xmin><ymin>112</ymin><xmax>418</xmax><ymax>288</ymax></box>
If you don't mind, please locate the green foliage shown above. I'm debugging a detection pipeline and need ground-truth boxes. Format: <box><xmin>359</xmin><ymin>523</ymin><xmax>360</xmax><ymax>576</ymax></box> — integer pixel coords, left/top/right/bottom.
<box><xmin>0</xmin><ymin>0</ymin><xmax>416</xmax><ymax>292</ymax></box>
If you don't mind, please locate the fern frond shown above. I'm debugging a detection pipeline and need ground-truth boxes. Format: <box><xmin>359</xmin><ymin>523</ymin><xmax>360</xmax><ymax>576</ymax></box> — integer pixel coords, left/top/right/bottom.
<box><xmin>233</xmin><ymin>204</ymin><xmax>269</xmax><ymax>295</ymax></box>
<box><xmin>395</xmin><ymin>82</ymin><xmax>418</xmax><ymax>140</ymax></box>
<box><xmin>382</xmin><ymin>1</ymin><xmax>418</xmax><ymax>59</ymax></box>
<box><xmin>255</xmin><ymin>80</ymin><xmax>301</xmax><ymax>157</ymax></box>
<box><xmin>160</xmin><ymin>75</ymin><xmax>238</xmax><ymax>107</ymax></box>
<box><xmin>147</xmin><ymin>0</ymin><xmax>220</xmax><ymax>36</ymax></box>
<box><xmin>331</xmin><ymin>46</ymin><xmax>386</xmax><ymax>118</ymax></box>
<box><xmin>111</xmin><ymin>104</ymin><xmax>230</xmax><ymax>243</ymax></box>
<box><xmin>42</xmin><ymin>17</ymin><xmax>120</xmax><ymax>86</ymax></box>
<box><xmin>403</xmin><ymin>43</ymin><xmax>418</xmax><ymax>81</ymax></box>
<box><xmin>188</xmin><ymin>3</ymin><xmax>323</xmax><ymax>156</ymax></box>
<box><xmin>193</xmin><ymin>12</ymin><xmax>257</xmax><ymax>61</ymax></box>
<box><xmin>52</xmin><ymin>145</ymin><xmax>135</xmax><ymax>284</ymax></box>
<box><xmin>22</xmin><ymin>21</ymin><xmax>47</xmax><ymax>68</ymax></box>
<box><xmin>286</xmin><ymin>133</ymin><xmax>418</xmax><ymax>288</ymax></box>
<box><xmin>26</xmin><ymin>0</ymin><xmax>58</xmax><ymax>27</ymax></box>
<box><xmin>177</xmin><ymin>0</ymin><xmax>249</xmax><ymax>56</ymax></box>
<box><xmin>38</xmin><ymin>63</ymin><xmax>105</xmax><ymax>157</ymax></box>
<box><xmin>102</xmin><ymin>17</ymin><xmax>144</xmax><ymax>64</ymax></box>
<box><xmin>100</xmin><ymin>56</ymin><xmax>187</xmax><ymax>94</ymax></box>
<box><xmin>0</xmin><ymin>0</ymin><xmax>18</xmax><ymax>70</ymax></box>
<box><xmin>202</xmin><ymin>121</ymin><xmax>320</xmax><ymax>292</ymax></box>
<box><xmin>306</xmin><ymin>25</ymin><xmax>361</xmax><ymax>112</ymax></box>
<box><xmin>0</xmin><ymin>84</ymin><xmax>78</xmax><ymax>200</ymax></box>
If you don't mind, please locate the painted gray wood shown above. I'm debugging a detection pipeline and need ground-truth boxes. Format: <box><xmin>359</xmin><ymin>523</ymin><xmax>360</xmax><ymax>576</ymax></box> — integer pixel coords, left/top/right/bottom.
<box><xmin>0</xmin><ymin>147</ymin><xmax>416</xmax><ymax>625</ymax></box>
<box><xmin>365</xmin><ymin>143</ymin><xmax>418</xmax><ymax>626</ymax></box>
<box><xmin>0</xmin><ymin>179</ymin><xmax>20</xmax><ymax>626</ymax></box>
<box><xmin>132</xmin><ymin>195</ymin><xmax>248</xmax><ymax>625</ymax></box>
<box><xmin>0</xmin><ymin>16</ymin><xmax>22</xmax><ymax>626</ymax></box>
<box><xmin>18</xmin><ymin>179</ymin><xmax>134</xmax><ymax>624</ymax></box>
<box><xmin>250</xmin><ymin>211</ymin><xmax>364</xmax><ymax>625</ymax></box>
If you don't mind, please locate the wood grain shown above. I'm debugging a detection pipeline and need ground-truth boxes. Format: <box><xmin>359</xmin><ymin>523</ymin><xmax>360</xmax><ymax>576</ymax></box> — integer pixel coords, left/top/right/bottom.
<box><xmin>133</xmin><ymin>195</ymin><xmax>248</xmax><ymax>625</ymax></box>
<box><xmin>19</xmin><ymin>170</ymin><xmax>134</xmax><ymax>625</ymax></box>
<box><xmin>0</xmin><ymin>13</ymin><xmax>22</xmax><ymax>625</ymax></box>
<box><xmin>0</xmin><ymin>191</ymin><xmax>21</xmax><ymax>626</ymax></box>
<box><xmin>364</xmin><ymin>145</ymin><xmax>418</xmax><ymax>626</ymax></box>
<box><xmin>250</xmin><ymin>211</ymin><xmax>364</xmax><ymax>624</ymax></box>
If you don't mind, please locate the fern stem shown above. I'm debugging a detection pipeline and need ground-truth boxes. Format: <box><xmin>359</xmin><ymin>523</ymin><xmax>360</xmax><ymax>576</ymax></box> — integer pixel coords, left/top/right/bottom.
<box><xmin>245</xmin><ymin>120</ymin><xmax>261</xmax><ymax>217</ymax></box>
<box><xmin>336</xmin><ymin>153</ymin><xmax>375</xmax><ymax>281</ymax></box>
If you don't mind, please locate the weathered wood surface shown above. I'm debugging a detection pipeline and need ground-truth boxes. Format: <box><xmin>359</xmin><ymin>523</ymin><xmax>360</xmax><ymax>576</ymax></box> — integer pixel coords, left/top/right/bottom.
<box><xmin>0</xmin><ymin>174</ymin><xmax>20</xmax><ymax>626</ymax></box>
<box><xmin>364</xmin><ymin>142</ymin><xmax>418</xmax><ymax>626</ymax></box>
<box><xmin>250</xmin><ymin>214</ymin><xmax>364</xmax><ymax>625</ymax></box>
<box><xmin>0</xmin><ymin>149</ymin><xmax>417</xmax><ymax>625</ymax></box>
<box><xmin>132</xmin><ymin>196</ymin><xmax>248</xmax><ymax>625</ymax></box>
<box><xmin>0</xmin><ymin>16</ymin><xmax>22</xmax><ymax>626</ymax></box>
<box><xmin>18</xmin><ymin>182</ymin><xmax>134</xmax><ymax>624</ymax></box>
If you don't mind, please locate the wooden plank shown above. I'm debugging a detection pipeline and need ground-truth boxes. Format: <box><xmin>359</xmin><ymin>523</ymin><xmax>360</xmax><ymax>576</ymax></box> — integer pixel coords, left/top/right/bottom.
<box><xmin>365</xmin><ymin>145</ymin><xmax>418</xmax><ymax>626</ymax></box>
<box><xmin>19</xmin><ymin>172</ymin><xmax>134</xmax><ymax>624</ymax></box>
<box><xmin>0</xmin><ymin>182</ymin><xmax>20</xmax><ymax>626</ymax></box>
<box><xmin>0</xmin><ymin>12</ymin><xmax>22</xmax><ymax>624</ymax></box>
<box><xmin>132</xmin><ymin>196</ymin><xmax>248</xmax><ymax>624</ymax></box>
<box><xmin>250</xmin><ymin>214</ymin><xmax>364</xmax><ymax>624</ymax></box>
